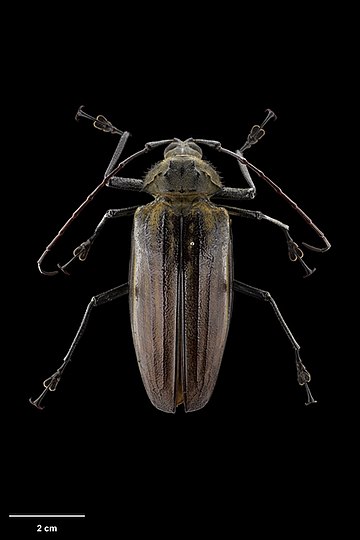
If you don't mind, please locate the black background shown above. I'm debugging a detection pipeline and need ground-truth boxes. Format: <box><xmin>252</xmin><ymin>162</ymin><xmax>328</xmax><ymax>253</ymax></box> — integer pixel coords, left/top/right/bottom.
<box><xmin>6</xmin><ymin>7</ymin><xmax>354</xmax><ymax>538</ymax></box>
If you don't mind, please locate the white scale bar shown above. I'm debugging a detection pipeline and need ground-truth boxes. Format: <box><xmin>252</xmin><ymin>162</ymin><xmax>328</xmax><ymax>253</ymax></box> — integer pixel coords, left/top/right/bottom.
<box><xmin>9</xmin><ymin>514</ymin><xmax>85</xmax><ymax>518</ymax></box>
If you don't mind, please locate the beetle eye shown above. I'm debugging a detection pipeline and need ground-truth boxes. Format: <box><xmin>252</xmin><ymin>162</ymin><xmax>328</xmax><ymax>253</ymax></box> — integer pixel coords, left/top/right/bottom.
<box><xmin>164</xmin><ymin>140</ymin><xmax>203</xmax><ymax>159</ymax></box>
<box><xmin>164</xmin><ymin>142</ymin><xmax>179</xmax><ymax>155</ymax></box>
<box><xmin>187</xmin><ymin>141</ymin><xmax>202</xmax><ymax>157</ymax></box>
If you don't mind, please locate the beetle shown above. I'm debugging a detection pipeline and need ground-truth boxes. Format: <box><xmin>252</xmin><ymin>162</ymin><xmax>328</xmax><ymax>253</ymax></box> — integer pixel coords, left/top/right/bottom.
<box><xmin>30</xmin><ymin>107</ymin><xmax>330</xmax><ymax>412</ymax></box>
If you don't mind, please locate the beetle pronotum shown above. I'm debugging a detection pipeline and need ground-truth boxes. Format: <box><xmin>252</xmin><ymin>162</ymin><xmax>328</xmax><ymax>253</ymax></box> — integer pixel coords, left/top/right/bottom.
<box><xmin>30</xmin><ymin>107</ymin><xmax>330</xmax><ymax>412</ymax></box>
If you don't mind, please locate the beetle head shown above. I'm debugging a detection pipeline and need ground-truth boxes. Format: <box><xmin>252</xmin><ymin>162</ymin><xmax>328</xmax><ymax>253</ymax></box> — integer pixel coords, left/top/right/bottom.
<box><xmin>143</xmin><ymin>138</ymin><xmax>222</xmax><ymax>197</ymax></box>
<box><xmin>164</xmin><ymin>138</ymin><xmax>203</xmax><ymax>159</ymax></box>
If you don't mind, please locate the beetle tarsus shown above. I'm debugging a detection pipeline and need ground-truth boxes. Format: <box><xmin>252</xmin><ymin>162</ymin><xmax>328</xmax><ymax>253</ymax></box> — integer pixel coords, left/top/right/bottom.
<box><xmin>43</xmin><ymin>370</ymin><xmax>62</xmax><ymax>391</ymax></box>
<box><xmin>240</xmin><ymin>109</ymin><xmax>277</xmax><ymax>152</ymax></box>
<box><xmin>295</xmin><ymin>352</ymin><xmax>311</xmax><ymax>385</ymax></box>
<box><xmin>93</xmin><ymin>114</ymin><xmax>123</xmax><ymax>135</ymax></box>
<box><xmin>75</xmin><ymin>106</ymin><xmax>123</xmax><ymax>135</ymax></box>
<box><xmin>73</xmin><ymin>239</ymin><xmax>92</xmax><ymax>262</ymax></box>
<box><xmin>55</xmin><ymin>240</ymin><xmax>93</xmax><ymax>275</ymax></box>
<box><xmin>287</xmin><ymin>238</ymin><xmax>304</xmax><ymax>262</ymax></box>
<box><xmin>249</xmin><ymin>125</ymin><xmax>266</xmax><ymax>145</ymax></box>
<box><xmin>29</xmin><ymin>370</ymin><xmax>63</xmax><ymax>410</ymax></box>
<box><xmin>294</xmin><ymin>353</ymin><xmax>317</xmax><ymax>404</ymax></box>
<box><xmin>285</xmin><ymin>232</ymin><xmax>316</xmax><ymax>277</ymax></box>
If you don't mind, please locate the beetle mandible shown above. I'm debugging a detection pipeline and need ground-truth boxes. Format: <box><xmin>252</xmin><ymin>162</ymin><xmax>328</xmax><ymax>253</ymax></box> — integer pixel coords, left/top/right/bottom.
<box><xmin>30</xmin><ymin>107</ymin><xmax>330</xmax><ymax>412</ymax></box>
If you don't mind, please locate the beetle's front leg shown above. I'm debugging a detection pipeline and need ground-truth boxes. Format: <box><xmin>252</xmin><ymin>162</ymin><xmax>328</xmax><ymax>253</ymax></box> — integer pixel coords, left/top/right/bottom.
<box><xmin>58</xmin><ymin>206</ymin><xmax>138</xmax><ymax>274</ymax></box>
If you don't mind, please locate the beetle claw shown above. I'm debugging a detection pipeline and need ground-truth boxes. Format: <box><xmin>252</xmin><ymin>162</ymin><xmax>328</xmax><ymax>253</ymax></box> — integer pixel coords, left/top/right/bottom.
<box><xmin>29</xmin><ymin>396</ymin><xmax>45</xmax><ymax>410</ymax></box>
<box><xmin>57</xmin><ymin>263</ymin><xmax>71</xmax><ymax>275</ymax></box>
<box><xmin>304</xmin><ymin>383</ymin><xmax>317</xmax><ymax>405</ymax></box>
<box><xmin>262</xmin><ymin>109</ymin><xmax>277</xmax><ymax>126</ymax></box>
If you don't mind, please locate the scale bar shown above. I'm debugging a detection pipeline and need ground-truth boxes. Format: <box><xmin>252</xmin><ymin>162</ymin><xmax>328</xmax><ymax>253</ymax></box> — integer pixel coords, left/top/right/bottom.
<box><xmin>9</xmin><ymin>514</ymin><xmax>85</xmax><ymax>518</ymax></box>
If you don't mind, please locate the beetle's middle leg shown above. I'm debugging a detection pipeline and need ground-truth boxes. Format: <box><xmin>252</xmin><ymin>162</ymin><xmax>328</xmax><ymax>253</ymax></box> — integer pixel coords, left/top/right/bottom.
<box><xmin>59</xmin><ymin>206</ymin><xmax>138</xmax><ymax>273</ymax></box>
<box><xmin>233</xmin><ymin>279</ymin><xmax>316</xmax><ymax>405</ymax></box>
<box><xmin>223</xmin><ymin>205</ymin><xmax>315</xmax><ymax>277</ymax></box>
<box><xmin>30</xmin><ymin>283</ymin><xmax>129</xmax><ymax>409</ymax></box>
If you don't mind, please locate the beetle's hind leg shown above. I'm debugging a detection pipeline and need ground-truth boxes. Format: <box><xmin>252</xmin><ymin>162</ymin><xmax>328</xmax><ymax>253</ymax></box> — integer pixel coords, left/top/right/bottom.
<box><xmin>30</xmin><ymin>283</ymin><xmax>129</xmax><ymax>409</ymax></box>
<box><xmin>233</xmin><ymin>279</ymin><xmax>316</xmax><ymax>405</ymax></box>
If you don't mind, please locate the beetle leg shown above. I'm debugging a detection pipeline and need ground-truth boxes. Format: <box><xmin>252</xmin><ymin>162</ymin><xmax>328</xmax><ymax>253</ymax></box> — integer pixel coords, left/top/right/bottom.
<box><xmin>104</xmin><ymin>131</ymin><xmax>131</xmax><ymax>176</ymax></box>
<box><xmin>38</xmin><ymin>137</ymin><xmax>176</xmax><ymax>276</ymax></box>
<box><xmin>106</xmin><ymin>177</ymin><xmax>144</xmax><ymax>191</ymax></box>
<box><xmin>30</xmin><ymin>283</ymin><xmax>129</xmax><ymax>409</ymax></box>
<box><xmin>198</xmin><ymin>110</ymin><xmax>276</xmax><ymax>198</ymax></box>
<box><xmin>233</xmin><ymin>279</ymin><xmax>317</xmax><ymax>405</ymax></box>
<box><xmin>239</xmin><ymin>109</ymin><xmax>277</xmax><ymax>153</ymax></box>
<box><xmin>211</xmin><ymin>149</ymin><xmax>256</xmax><ymax>201</ymax></box>
<box><xmin>74</xmin><ymin>206</ymin><xmax>138</xmax><ymax>259</ymax></box>
<box><xmin>213</xmin><ymin>186</ymin><xmax>255</xmax><ymax>200</ymax></box>
<box><xmin>103</xmin><ymin>133</ymin><xmax>143</xmax><ymax>191</ymax></box>
<box><xmin>57</xmin><ymin>206</ymin><xmax>139</xmax><ymax>273</ymax></box>
<box><xmin>284</xmin><ymin>230</ymin><xmax>316</xmax><ymax>277</ymax></box>
<box><xmin>75</xmin><ymin>106</ymin><xmax>124</xmax><ymax>136</ymax></box>
<box><xmin>222</xmin><ymin>206</ymin><xmax>316</xmax><ymax>278</ymax></box>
